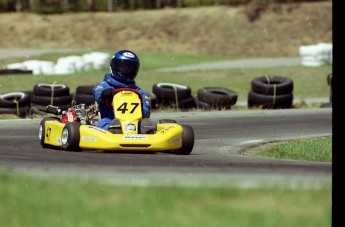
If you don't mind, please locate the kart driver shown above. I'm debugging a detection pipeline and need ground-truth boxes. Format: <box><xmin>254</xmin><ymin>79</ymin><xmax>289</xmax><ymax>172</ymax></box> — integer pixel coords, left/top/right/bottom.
<box><xmin>92</xmin><ymin>49</ymin><xmax>151</xmax><ymax>131</ymax></box>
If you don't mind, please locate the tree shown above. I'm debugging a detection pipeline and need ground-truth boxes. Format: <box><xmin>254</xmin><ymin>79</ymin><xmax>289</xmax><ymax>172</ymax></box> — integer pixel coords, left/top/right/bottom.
<box><xmin>107</xmin><ymin>0</ymin><xmax>112</xmax><ymax>11</ymax></box>
<box><xmin>61</xmin><ymin>0</ymin><xmax>68</xmax><ymax>11</ymax></box>
<box><xmin>86</xmin><ymin>0</ymin><xmax>95</xmax><ymax>11</ymax></box>
<box><xmin>156</xmin><ymin>0</ymin><xmax>162</xmax><ymax>8</ymax></box>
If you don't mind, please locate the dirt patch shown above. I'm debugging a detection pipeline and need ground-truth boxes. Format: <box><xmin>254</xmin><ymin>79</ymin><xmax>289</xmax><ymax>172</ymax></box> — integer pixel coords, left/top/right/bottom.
<box><xmin>0</xmin><ymin>2</ymin><xmax>332</xmax><ymax>57</ymax></box>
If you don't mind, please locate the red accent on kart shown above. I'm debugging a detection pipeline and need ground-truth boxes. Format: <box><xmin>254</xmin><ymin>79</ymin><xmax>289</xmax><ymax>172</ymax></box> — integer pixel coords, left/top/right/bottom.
<box><xmin>61</xmin><ymin>111</ymin><xmax>77</xmax><ymax>123</ymax></box>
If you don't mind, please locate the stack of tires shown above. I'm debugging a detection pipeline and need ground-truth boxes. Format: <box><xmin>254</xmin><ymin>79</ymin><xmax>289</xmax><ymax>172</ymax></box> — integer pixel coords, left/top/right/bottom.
<box><xmin>248</xmin><ymin>76</ymin><xmax>294</xmax><ymax>109</ymax></box>
<box><xmin>197</xmin><ymin>87</ymin><xmax>238</xmax><ymax>110</ymax></box>
<box><xmin>327</xmin><ymin>73</ymin><xmax>332</xmax><ymax>104</ymax></box>
<box><xmin>152</xmin><ymin>83</ymin><xmax>197</xmax><ymax>110</ymax></box>
<box><xmin>321</xmin><ymin>73</ymin><xmax>332</xmax><ymax>108</ymax></box>
<box><xmin>74</xmin><ymin>85</ymin><xmax>95</xmax><ymax>106</ymax></box>
<box><xmin>30</xmin><ymin>83</ymin><xmax>72</xmax><ymax>114</ymax></box>
<box><xmin>0</xmin><ymin>92</ymin><xmax>31</xmax><ymax>117</ymax></box>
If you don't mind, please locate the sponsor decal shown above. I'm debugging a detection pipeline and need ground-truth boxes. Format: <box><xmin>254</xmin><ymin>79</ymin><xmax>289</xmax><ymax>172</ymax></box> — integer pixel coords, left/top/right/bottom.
<box><xmin>160</xmin><ymin>126</ymin><xmax>174</xmax><ymax>134</ymax></box>
<box><xmin>123</xmin><ymin>135</ymin><xmax>147</xmax><ymax>139</ymax></box>
<box><xmin>120</xmin><ymin>90</ymin><xmax>132</xmax><ymax>94</ymax></box>
<box><xmin>46</xmin><ymin>127</ymin><xmax>52</xmax><ymax>141</ymax></box>
<box><xmin>171</xmin><ymin>137</ymin><xmax>181</xmax><ymax>143</ymax></box>
<box><xmin>122</xmin><ymin>52</ymin><xmax>135</xmax><ymax>58</ymax></box>
<box><xmin>57</xmin><ymin>138</ymin><xmax>61</xmax><ymax>144</ymax></box>
<box><xmin>125</xmin><ymin>123</ymin><xmax>136</xmax><ymax>131</ymax></box>
<box><xmin>89</xmin><ymin>126</ymin><xmax>107</xmax><ymax>134</ymax></box>
<box><xmin>82</xmin><ymin>136</ymin><xmax>97</xmax><ymax>142</ymax></box>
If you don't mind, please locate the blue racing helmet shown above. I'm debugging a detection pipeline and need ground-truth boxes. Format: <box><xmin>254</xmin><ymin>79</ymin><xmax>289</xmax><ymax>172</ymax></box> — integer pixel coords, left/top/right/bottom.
<box><xmin>110</xmin><ymin>50</ymin><xmax>140</xmax><ymax>83</ymax></box>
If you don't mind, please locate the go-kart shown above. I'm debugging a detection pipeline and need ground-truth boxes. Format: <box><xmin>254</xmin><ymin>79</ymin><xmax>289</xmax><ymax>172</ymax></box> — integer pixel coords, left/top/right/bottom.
<box><xmin>39</xmin><ymin>88</ymin><xmax>194</xmax><ymax>155</ymax></box>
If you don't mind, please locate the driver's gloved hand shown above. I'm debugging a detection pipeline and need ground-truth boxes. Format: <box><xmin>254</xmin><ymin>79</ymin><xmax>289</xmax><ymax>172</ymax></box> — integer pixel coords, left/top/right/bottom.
<box><xmin>101</xmin><ymin>88</ymin><xmax>115</xmax><ymax>100</ymax></box>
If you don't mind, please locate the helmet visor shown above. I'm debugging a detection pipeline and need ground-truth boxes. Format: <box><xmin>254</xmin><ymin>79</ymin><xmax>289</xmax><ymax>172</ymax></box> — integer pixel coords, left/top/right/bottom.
<box><xmin>113</xmin><ymin>59</ymin><xmax>140</xmax><ymax>81</ymax></box>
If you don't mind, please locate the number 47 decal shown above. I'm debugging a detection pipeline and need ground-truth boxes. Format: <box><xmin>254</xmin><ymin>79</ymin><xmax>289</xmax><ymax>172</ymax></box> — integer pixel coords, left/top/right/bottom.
<box><xmin>117</xmin><ymin>102</ymin><xmax>139</xmax><ymax>114</ymax></box>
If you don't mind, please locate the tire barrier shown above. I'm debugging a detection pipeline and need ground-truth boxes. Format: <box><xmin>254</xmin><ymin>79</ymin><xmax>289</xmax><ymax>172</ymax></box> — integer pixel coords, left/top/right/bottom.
<box><xmin>321</xmin><ymin>73</ymin><xmax>332</xmax><ymax>108</ymax></box>
<box><xmin>248</xmin><ymin>76</ymin><xmax>294</xmax><ymax>109</ymax></box>
<box><xmin>0</xmin><ymin>92</ymin><xmax>31</xmax><ymax>117</ymax></box>
<box><xmin>152</xmin><ymin>82</ymin><xmax>196</xmax><ymax>110</ymax></box>
<box><xmin>327</xmin><ymin>73</ymin><xmax>332</xmax><ymax>103</ymax></box>
<box><xmin>251</xmin><ymin>76</ymin><xmax>293</xmax><ymax>95</ymax></box>
<box><xmin>74</xmin><ymin>85</ymin><xmax>95</xmax><ymax>106</ymax></box>
<box><xmin>0</xmin><ymin>69</ymin><xmax>33</xmax><ymax>75</ymax></box>
<box><xmin>197</xmin><ymin>87</ymin><xmax>238</xmax><ymax>110</ymax></box>
<box><xmin>30</xmin><ymin>83</ymin><xmax>72</xmax><ymax>113</ymax></box>
<box><xmin>195</xmin><ymin>98</ymin><xmax>212</xmax><ymax>110</ymax></box>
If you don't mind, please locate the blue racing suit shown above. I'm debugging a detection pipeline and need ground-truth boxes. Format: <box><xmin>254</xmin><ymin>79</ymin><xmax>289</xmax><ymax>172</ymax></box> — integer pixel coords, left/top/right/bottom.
<box><xmin>93</xmin><ymin>73</ymin><xmax>150</xmax><ymax>130</ymax></box>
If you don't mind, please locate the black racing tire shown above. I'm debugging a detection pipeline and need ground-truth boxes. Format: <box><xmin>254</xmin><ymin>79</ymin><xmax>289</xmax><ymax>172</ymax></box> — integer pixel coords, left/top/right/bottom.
<box><xmin>247</xmin><ymin>91</ymin><xmax>293</xmax><ymax>109</ymax></box>
<box><xmin>39</xmin><ymin>117</ymin><xmax>60</xmax><ymax>148</ymax></box>
<box><xmin>0</xmin><ymin>69</ymin><xmax>32</xmax><ymax>75</ymax></box>
<box><xmin>34</xmin><ymin>83</ymin><xmax>70</xmax><ymax>97</ymax></box>
<box><xmin>251</xmin><ymin>76</ymin><xmax>293</xmax><ymax>95</ymax></box>
<box><xmin>61</xmin><ymin>122</ymin><xmax>81</xmax><ymax>151</ymax></box>
<box><xmin>31</xmin><ymin>94</ymin><xmax>73</xmax><ymax>106</ymax></box>
<box><xmin>197</xmin><ymin>87</ymin><xmax>237</xmax><ymax>109</ymax></box>
<box><xmin>29</xmin><ymin>106</ymin><xmax>48</xmax><ymax>115</ymax></box>
<box><xmin>76</xmin><ymin>85</ymin><xmax>94</xmax><ymax>95</ymax></box>
<box><xmin>0</xmin><ymin>106</ymin><xmax>30</xmax><ymax>117</ymax></box>
<box><xmin>178</xmin><ymin>96</ymin><xmax>197</xmax><ymax>110</ymax></box>
<box><xmin>152</xmin><ymin>83</ymin><xmax>192</xmax><ymax>102</ymax></box>
<box><xmin>320</xmin><ymin>102</ymin><xmax>332</xmax><ymax>108</ymax></box>
<box><xmin>175</xmin><ymin>125</ymin><xmax>194</xmax><ymax>155</ymax></box>
<box><xmin>74</xmin><ymin>94</ymin><xmax>95</xmax><ymax>105</ymax></box>
<box><xmin>0</xmin><ymin>92</ymin><xmax>31</xmax><ymax>108</ymax></box>
<box><xmin>24</xmin><ymin>90</ymin><xmax>35</xmax><ymax>103</ymax></box>
<box><xmin>195</xmin><ymin>98</ymin><xmax>212</xmax><ymax>110</ymax></box>
<box><xmin>327</xmin><ymin>73</ymin><xmax>332</xmax><ymax>86</ymax></box>
<box><xmin>327</xmin><ymin>73</ymin><xmax>332</xmax><ymax>103</ymax></box>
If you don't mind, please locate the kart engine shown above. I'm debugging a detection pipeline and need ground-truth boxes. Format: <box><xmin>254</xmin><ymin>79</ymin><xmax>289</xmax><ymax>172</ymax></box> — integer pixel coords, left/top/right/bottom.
<box><xmin>46</xmin><ymin>102</ymin><xmax>99</xmax><ymax>126</ymax></box>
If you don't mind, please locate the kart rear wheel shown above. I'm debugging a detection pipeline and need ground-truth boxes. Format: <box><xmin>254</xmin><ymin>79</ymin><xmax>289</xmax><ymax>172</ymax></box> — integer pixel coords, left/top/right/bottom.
<box><xmin>61</xmin><ymin>122</ymin><xmax>81</xmax><ymax>151</ymax></box>
<box><xmin>175</xmin><ymin>125</ymin><xmax>194</xmax><ymax>155</ymax></box>
<box><xmin>39</xmin><ymin>117</ymin><xmax>60</xmax><ymax>148</ymax></box>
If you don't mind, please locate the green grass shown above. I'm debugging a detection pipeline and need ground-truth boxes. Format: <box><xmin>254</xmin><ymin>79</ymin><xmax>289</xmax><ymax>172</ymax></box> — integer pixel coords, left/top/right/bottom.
<box><xmin>244</xmin><ymin>136</ymin><xmax>332</xmax><ymax>162</ymax></box>
<box><xmin>0</xmin><ymin>171</ymin><xmax>331</xmax><ymax>227</ymax></box>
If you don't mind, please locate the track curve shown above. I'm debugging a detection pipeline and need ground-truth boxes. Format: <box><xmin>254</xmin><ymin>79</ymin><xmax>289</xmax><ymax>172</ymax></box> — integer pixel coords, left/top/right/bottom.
<box><xmin>0</xmin><ymin>108</ymin><xmax>332</xmax><ymax>186</ymax></box>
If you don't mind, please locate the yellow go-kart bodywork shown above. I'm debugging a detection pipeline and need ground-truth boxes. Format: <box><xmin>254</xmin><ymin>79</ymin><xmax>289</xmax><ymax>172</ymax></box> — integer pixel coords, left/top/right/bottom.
<box><xmin>39</xmin><ymin>88</ymin><xmax>194</xmax><ymax>154</ymax></box>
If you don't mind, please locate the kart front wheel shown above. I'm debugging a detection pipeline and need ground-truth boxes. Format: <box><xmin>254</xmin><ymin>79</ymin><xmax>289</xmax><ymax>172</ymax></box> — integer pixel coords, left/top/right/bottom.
<box><xmin>61</xmin><ymin>122</ymin><xmax>81</xmax><ymax>151</ymax></box>
<box><xmin>175</xmin><ymin>125</ymin><xmax>194</xmax><ymax>155</ymax></box>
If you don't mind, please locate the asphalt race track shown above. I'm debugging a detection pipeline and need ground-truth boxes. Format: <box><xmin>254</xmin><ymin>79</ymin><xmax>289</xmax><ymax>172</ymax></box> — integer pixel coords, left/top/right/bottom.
<box><xmin>0</xmin><ymin>108</ymin><xmax>332</xmax><ymax>187</ymax></box>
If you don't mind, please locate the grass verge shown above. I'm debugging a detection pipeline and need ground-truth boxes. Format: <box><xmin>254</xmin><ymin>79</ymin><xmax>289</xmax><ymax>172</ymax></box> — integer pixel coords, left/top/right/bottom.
<box><xmin>0</xmin><ymin>171</ymin><xmax>331</xmax><ymax>227</ymax></box>
<box><xmin>243</xmin><ymin>136</ymin><xmax>332</xmax><ymax>162</ymax></box>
